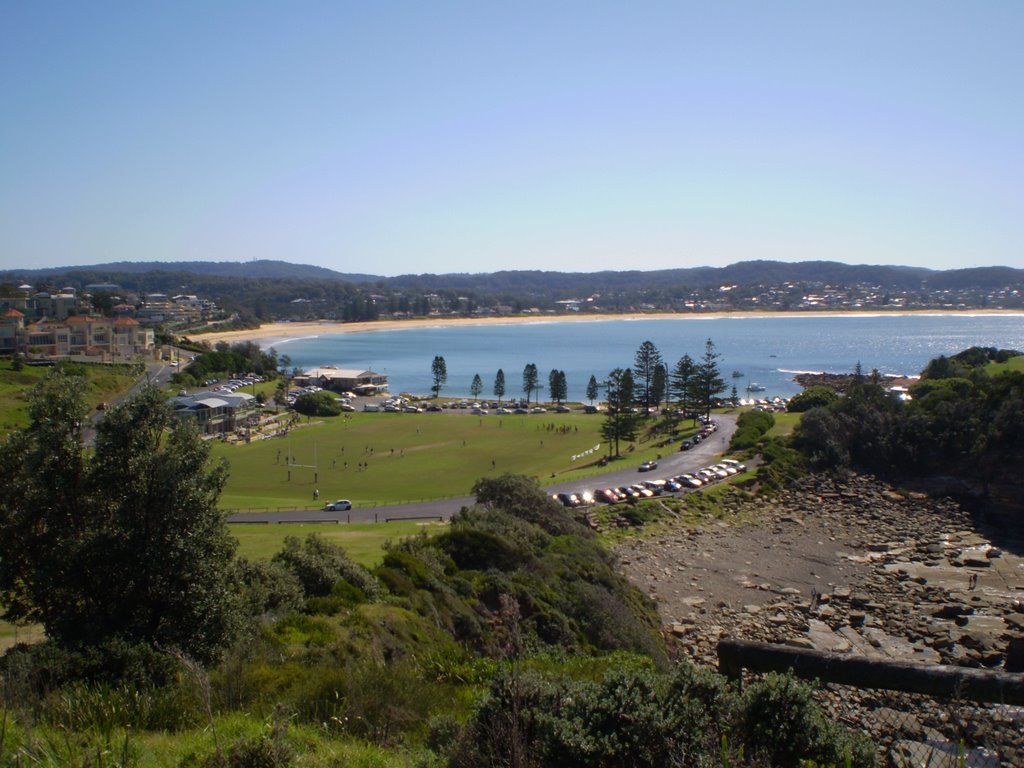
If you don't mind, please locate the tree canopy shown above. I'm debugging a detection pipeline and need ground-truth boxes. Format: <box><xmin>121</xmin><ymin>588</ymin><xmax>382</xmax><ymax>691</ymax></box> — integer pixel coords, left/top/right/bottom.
<box><xmin>0</xmin><ymin>372</ymin><xmax>239</xmax><ymax>663</ymax></box>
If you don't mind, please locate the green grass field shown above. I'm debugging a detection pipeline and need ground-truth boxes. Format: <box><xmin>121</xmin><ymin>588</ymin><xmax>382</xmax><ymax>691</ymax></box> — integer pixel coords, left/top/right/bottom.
<box><xmin>230</xmin><ymin>520</ymin><xmax>439</xmax><ymax>567</ymax></box>
<box><xmin>215</xmin><ymin>411</ymin><xmax>669</xmax><ymax>510</ymax></box>
<box><xmin>987</xmin><ymin>354</ymin><xmax>1024</xmax><ymax>375</ymax></box>
<box><xmin>767</xmin><ymin>411</ymin><xmax>801</xmax><ymax>438</ymax></box>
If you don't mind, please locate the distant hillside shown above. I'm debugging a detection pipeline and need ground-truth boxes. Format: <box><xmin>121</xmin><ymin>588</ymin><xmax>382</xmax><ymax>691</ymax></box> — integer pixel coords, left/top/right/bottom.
<box><xmin>3</xmin><ymin>259</ymin><xmax>1020</xmax><ymax>294</ymax></box>
<box><xmin>1</xmin><ymin>259</ymin><xmax>378</xmax><ymax>283</ymax></box>
<box><xmin>379</xmin><ymin>261</ymin><xmax>941</xmax><ymax>294</ymax></box>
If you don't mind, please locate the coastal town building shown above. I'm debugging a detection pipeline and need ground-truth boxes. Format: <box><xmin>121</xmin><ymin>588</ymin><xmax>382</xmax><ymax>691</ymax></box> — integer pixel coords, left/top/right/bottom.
<box><xmin>0</xmin><ymin>312</ymin><xmax>154</xmax><ymax>359</ymax></box>
<box><xmin>170</xmin><ymin>391</ymin><xmax>259</xmax><ymax>434</ymax></box>
<box><xmin>293</xmin><ymin>366</ymin><xmax>388</xmax><ymax>395</ymax></box>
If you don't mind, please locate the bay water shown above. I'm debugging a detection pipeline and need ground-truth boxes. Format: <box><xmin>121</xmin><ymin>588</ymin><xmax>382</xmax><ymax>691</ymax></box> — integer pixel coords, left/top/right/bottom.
<box><xmin>271</xmin><ymin>314</ymin><xmax>1024</xmax><ymax>401</ymax></box>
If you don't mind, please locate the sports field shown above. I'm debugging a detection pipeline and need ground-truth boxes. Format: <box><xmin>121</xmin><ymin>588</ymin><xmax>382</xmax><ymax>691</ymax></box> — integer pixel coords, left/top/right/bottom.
<box><xmin>214</xmin><ymin>410</ymin><xmax>657</xmax><ymax>511</ymax></box>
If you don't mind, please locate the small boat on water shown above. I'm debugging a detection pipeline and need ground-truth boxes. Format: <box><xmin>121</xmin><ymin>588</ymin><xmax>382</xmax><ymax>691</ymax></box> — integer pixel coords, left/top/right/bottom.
<box><xmin>746</xmin><ymin>382</ymin><xmax>766</xmax><ymax>392</ymax></box>
<box><xmin>732</xmin><ymin>370</ymin><xmax>744</xmax><ymax>378</ymax></box>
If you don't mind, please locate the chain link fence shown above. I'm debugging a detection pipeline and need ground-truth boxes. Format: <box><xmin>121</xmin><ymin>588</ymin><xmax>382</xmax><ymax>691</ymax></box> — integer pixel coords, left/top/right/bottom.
<box><xmin>811</xmin><ymin>680</ymin><xmax>1022</xmax><ymax>767</ymax></box>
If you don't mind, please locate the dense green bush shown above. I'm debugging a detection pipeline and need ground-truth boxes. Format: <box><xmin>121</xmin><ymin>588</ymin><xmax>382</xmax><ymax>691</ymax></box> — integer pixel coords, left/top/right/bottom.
<box><xmin>451</xmin><ymin>664</ymin><xmax>874</xmax><ymax>768</ymax></box>
<box><xmin>787</xmin><ymin>385</ymin><xmax>839</xmax><ymax>413</ymax></box>
<box><xmin>271</xmin><ymin>534</ymin><xmax>383</xmax><ymax>601</ymax></box>
<box><xmin>293</xmin><ymin>390</ymin><xmax>343</xmax><ymax>416</ymax></box>
<box><xmin>737</xmin><ymin>672</ymin><xmax>875</xmax><ymax>768</ymax></box>
<box><xmin>730</xmin><ymin>409</ymin><xmax>776</xmax><ymax>451</ymax></box>
<box><xmin>232</xmin><ymin>558</ymin><xmax>304</xmax><ymax>619</ymax></box>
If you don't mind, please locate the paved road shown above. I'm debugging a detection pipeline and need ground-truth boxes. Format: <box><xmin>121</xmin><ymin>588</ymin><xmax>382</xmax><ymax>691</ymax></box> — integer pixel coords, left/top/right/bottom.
<box><xmin>226</xmin><ymin>413</ymin><xmax>738</xmax><ymax>525</ymax></box>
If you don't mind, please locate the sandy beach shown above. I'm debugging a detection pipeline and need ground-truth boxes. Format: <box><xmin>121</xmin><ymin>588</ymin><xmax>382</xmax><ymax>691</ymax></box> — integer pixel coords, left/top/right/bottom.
<box><xmin>188</xmin><ymin>309</ymin><xmax>1022</xmax><ymax>347</ymax></box>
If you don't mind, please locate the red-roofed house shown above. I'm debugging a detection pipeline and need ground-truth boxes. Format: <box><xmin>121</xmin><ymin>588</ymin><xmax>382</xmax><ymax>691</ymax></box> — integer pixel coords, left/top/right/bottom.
<box><xmin>0</xmin><ymin>314</ymin><xmax>153</xmax><ymax>359</ymax></box>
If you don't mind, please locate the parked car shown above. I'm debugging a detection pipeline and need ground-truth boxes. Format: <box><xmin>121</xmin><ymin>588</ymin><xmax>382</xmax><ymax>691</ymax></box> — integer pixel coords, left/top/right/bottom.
<box><xmin>675</xmin><ymin>474</ymin><xmax>703</xmax><ymax>488</ymax></box>
<box><xmin>642</xmin><ymin>479</ymin><xmax>667</xmax><ymax>494</ymax></box>
<box><xmin>638</xmin><ymin>460</ymin><xmax>658</xmax><ymax>472</ymax></box>
<box><xmin>616</xmin><ymin>486</ymin><xmax>641</xmax><ymax>500</ymax></box>
<box><xmin>679</xmin><ymin>440</ymin><xmax>692</xmax><ymax>451</ymax></box>
<box><xmin>554</xmin><ymin>405</ymin><xmax>572</xmax><ymax>413</ymax></box>
<box><xmin>323</xmin><ymin>499</ymin><xmax>352</xmax><ymax>511</ymax></box>
<box><xmin>593</xmin><ymin>488</ymin><xmax>620</xmax><ymax>504</ymax></box>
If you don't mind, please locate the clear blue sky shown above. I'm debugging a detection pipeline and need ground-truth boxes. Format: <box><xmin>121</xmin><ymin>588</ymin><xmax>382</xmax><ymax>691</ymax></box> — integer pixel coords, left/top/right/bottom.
<box><xmin>2</xmin><ymin>1</ymin><xmax>1021</xmax><ymax>275</ymax></box>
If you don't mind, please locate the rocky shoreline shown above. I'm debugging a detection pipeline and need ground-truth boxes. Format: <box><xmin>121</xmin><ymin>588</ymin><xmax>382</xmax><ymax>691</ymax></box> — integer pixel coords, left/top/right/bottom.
<box><xmin>617</xmin><ymin>473</ymin><xmax>1024</xmax><ymax>765</ymax></box>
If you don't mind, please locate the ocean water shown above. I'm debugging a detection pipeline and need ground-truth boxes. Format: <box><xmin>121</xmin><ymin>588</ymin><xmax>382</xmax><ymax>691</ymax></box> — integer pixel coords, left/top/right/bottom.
<box><xmin>271</xmin><ymin>314</ymin><xmax>1024</xmax><ymax>401</ymax></box>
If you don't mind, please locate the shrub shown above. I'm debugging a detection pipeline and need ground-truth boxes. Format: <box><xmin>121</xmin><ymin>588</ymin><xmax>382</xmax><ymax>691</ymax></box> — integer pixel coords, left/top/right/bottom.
<box><xmin>729</xmin><ymin>409</ymin><xmax>775</xmax><ymax>451</ymax></box>
<box><xmin>736</xmin><ymin>672</ymin><xmax>875</xmax><ymax>768</ymax></box>
<box><xmin>271</xmin><ymin>534</ymin><xmax>382</xmax><ymax>601</ymax></box>
<box><xmin>292</xmin><ymin>390</ymin><xmax>341</xmax><ymax>417</ymax></box>
<box><xmin>231</xmin><ymin>558</ymin><xmax>304</xmax><ymax>619</ymax></box>
<box><xmin>787</xmin><ymin>386</ymin><xmax>840</xmax><ymax>413</ymax></box>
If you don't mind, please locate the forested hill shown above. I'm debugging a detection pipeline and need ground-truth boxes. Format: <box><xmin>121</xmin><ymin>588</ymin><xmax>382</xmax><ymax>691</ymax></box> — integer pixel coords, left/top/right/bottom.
<box><xmin>2</xmin><ymin>259</ymin><xmax>375</xmax><ymax>283</ymax></box>
<box><xmin>4</xmin><ymin>259</ymin><xmax>1021</xmax><ymax>293</ymax></box>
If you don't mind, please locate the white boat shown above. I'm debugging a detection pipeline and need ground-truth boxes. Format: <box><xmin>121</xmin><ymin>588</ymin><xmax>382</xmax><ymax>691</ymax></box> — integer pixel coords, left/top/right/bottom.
<box><xmin>746</xmin><ymin>383</ymin><xmax>766</xmax><ymax>392</ymax></box>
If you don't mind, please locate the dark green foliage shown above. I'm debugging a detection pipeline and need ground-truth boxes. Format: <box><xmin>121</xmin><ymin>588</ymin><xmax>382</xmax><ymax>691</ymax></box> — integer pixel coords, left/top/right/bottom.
<box><xmin>196</xmin><ymin>712</ymin><xmax>295</xmax><ymax>768</ymax></box>
<box><xmin>494</xmin><ymin>368</ymin><xmax>506</xmax><ymax>402</ymax></box>
<box><xmin>437</xmin><ymin>526</ymin><xmax>534</xmax><ymax>572</ymax></box>
<box><xmin>271</xmin><ymin>534</ymin><xmax>382</xmax><ymax>601</ymax></box>
<box><xmin>472</xmin><ymin>473</ymin><xmax>584</xmax><ymax>537</ymax></box>
<box><xmin>0</xmin><ymin>373</ymin><xmax>239</xmax><ymax>666</ymax></box>
<box><xmin>729</xmin><ymin>408</ymin><xmax>775</xmax><ymax>451</ymax></box>
<box><xmin>373</xmin><ymin>474</ymin><xmax>665</xmax><ymax>660</ymax></box>
<box><xmin>522</xmin><ymin>362</ymin><xmax>539</xmax><ymax>403</ymax></box>
<box><xmin>231</xmin><ymin>559</ymin><xmax>304</xmax><ymax>620</ymax></box>
<box><xmin>292</xmin><ymin>390</ymin><xmax>342</xmax><ymax>416</ymax></box>
<box><xmin>602</xmin><ymin>367</ymin><xmax>641</xmax><ymax>458</ymax></box>
<box><xmin>633</xmin><ymin>340</ymin><xmax>663</xmax><ymax>413</ymax></box>
<box><xmin>432</xmin><ymin>355</ymin><xmax>448</xmax><ymax>398</ymax></box>
<box><xmin>695</xmin><ymin>338</ymin><xmax>727</xmax><ymax>419</ymax></box>
<box><xmin>186</xmin><ymin>341</ymin><xmax>279</xmax><ymax>380</ymax></box>
<box><xmin>452</xmin><ymin>664</ymin><xmax>872</xmax><ymax>768</ymax></box>
<box><xmin>0</xmin><ymin>637</ymin><xmax>182</xmax><ymax>693</ymax></box>
<box><xmin>755</xmin><ymin>439</ymin><xmax>808</xmax><ymax>491</ymax></box>
<box><xmin>737</xmin><ymin>672</ymin><xmax>875</xmax><ymax>768</ymax></box>
<box><xmin>792</xmin><ymin>349</ymin><xmax>1024</xmax><ymax>492</ymax></box>
<box><xmin>787</xmin><ymin>385</ymin><xmax>840</xmax><ymax>413</ymax></box>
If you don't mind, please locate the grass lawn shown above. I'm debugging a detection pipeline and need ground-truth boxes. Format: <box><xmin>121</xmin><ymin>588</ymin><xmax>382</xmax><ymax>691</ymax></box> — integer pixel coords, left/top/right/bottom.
<box><xmin>215</xmin><ymin>411</ymin><xmax>670</xmax><ymax>510</ymax></box>
<box><xmin>0</xmin><ymin>360</ymin><xmax>140</xmax><ymax>433</ymax></box>
<box><xmin>767</xmin><ymin>411</ymin><xmax>801</xmax><ymax>438</ymax></box>
<box><xmin>230</xmin><ymin>520</ymin><xmax>439</xmax><ymax>568</ymax></box>
<box><xmin>987</xmin><ymin>355</ymin><xmax>1024</xmax><ymax>375</ymax></box>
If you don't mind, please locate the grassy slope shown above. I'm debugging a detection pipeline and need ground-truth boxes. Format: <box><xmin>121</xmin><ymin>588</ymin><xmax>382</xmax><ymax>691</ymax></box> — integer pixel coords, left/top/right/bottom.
<box><xmin>987</xmin><ymin>355</ymin><xmax>1024</xmax><ymax>375</ymax></box>
<box><xmin>767</xmin><ymin>410</ymin><xmax>801</xmax><ymax>438</ymax></box>
<box><xmin>0</xmin><ymin>360</ymin><xmax>139</xmax><ymax>433</ymax></box>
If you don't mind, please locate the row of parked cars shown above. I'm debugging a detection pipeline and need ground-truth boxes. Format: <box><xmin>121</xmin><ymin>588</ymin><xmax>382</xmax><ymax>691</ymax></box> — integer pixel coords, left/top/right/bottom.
<box><xmin>214</xmin><ymin>375</ymin><xmax>264</xmax><ymax>395</ymax></box>
<box><xmin>679</xmin><ymin>419</ymin><xmax>719</xmax><ymax>451</ymax></box>
<box><xmin>552</xmin><ymin>458</ymin><xmax>746</xmax><ymax>508</ymax></box>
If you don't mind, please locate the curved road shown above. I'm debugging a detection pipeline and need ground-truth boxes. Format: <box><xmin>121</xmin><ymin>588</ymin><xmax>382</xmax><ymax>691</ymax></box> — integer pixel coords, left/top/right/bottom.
<box><xmin>226</xmin><ymin>413</ymin><xmax>738</xmax><ymax>525</ymax></box>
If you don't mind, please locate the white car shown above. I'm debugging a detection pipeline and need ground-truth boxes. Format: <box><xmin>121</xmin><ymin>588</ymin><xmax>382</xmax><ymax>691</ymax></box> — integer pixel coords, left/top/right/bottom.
<box><xmin>323</xmin><ymin>499</ymin><xmax>352</xmax><ymax>511</ymax></box>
